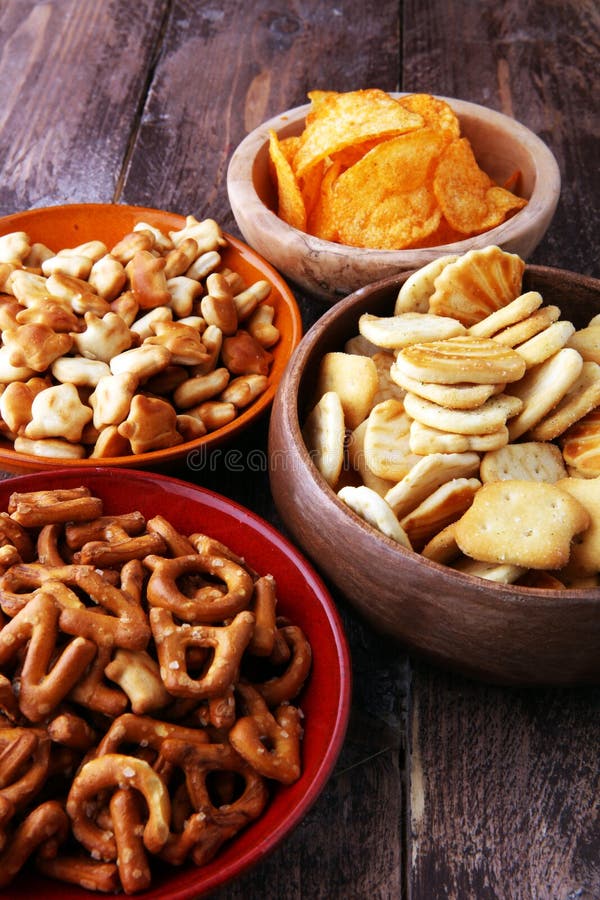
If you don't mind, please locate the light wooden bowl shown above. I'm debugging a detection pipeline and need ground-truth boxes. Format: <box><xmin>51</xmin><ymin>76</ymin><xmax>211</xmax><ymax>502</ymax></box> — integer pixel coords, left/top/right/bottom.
<box><xmin>227</xmin><ymin>95</ymin><xmax>561</xmax><ymax>302</ymax></box>
<box><xmin>0</xmin><ymin>203</ymin><xmax>302</xmax><ymax>474</ymax></box>
<box><xmin>268</xmin><ymin>265</ymin><xmax>600</xmax><ymax>686</ymax></box>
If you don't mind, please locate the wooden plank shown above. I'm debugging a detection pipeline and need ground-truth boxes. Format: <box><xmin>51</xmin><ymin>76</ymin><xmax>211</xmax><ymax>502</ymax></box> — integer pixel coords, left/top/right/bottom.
<box><xmin>120</xmin><ymin>0</ymin><xmax>402</xmax><ymax>227</ymax></box>
<box><xmin>409</xmin><ymin>663</ymin><xmax>600</xmax><ymax>899</ymax></box>
<box><xmin>402</xmin><ymin>0</ymin><xmax>600</xmax><ymax>277</ymax></box>
<box><xmin>403</xmin><ymin>4</ymin><xmax>600</xmax><ymax>894</ymax></box>
<box><xmin>0</xmin><ymin>0</ymin><xmax>168</xmax><ymax>215</ymax></box>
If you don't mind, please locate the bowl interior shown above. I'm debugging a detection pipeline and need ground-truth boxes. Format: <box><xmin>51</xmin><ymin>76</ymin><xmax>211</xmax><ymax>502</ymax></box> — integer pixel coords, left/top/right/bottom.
<box><xmin>251</xmin><ymin>98</ymin><xmax>541</xmax><ymax>214</ymax></box>
<box><xmin>269</xmin><ymin>265</ymin><xmax>600</xmax><ymax>685</ymax></box>
<box><xmin>3</xmin><ymin>467</ymin><xmax>351</xmax><ymax>899</ymax></box>
<box><xmin>0</xmin><ymin>203</ymin><xmax>303</xmax><ymax>473</ymax></box>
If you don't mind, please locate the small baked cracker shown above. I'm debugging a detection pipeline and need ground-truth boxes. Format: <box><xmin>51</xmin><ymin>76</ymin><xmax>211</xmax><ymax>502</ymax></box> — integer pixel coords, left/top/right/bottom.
<box><xmin>454</xmin><ymin>479</ymin><xmax>590</xmax><ymax>569</ymax></box>
<box><xmin>393</xmin><ymin>335</ymin><xmax>527</xmax><ymax>385</ymax></box>
<box><xmin>404</xmin><ymin>390</ymin><xmax>522</xmax><ymax>436</ymax></box>
<box><xmin>364</xmin><ymin>398</ymin><xmax>418</xmax><ymax>481</ymax></box>
<box><xmin>371</xmin><ymin>351</ymin><xmax>406</xmax><ymax>404</ymax></box>
<box><xmin>410</xmin><ymin>419</ymin><xmax>509</xmax><ymax>454</ymax></box>
<box><xmin>491</xmin><ymin>305</ymin><xmax>561</xmax><ymax>348</ymax></box>
<box><xmin>302</xmin><ymin>390</ymin><xmax>345</xmax><ymax>487</ymax></box>
<box><xmin>347</xmin><ymin>419</ymin><xmax>397</xmax><ymax>496</ymax></box>
<box><xmin>528</xmin><ymin>361</ymin><xmax>600</xmax><ymax>441</ymax></box>
<box><xmin>467</xmin><ymin>290</ymin><xmax>544</xmax><ymax>338</ymax></box>
<box><xmin>399</xmin><ymin>476</ymin><xmax>481</xmax><ymax>551</ymax></box>
<box><xmin>389</xmin><ymin>362</ymin><xmax>504</xmax><ymax>410</ymax></box>
<box><xmin>451</xmin><ymin>558</ymin><xmax>526</xmax><ymax>583</ymax></box>
<box><xmin>560</xmin><ymin>407</ymin><xmax>600</xmax><ymax>478</ymax></box>
<box><xmin>394</xmin><ymin>254</ymin><xmax>459</xmax><ymax>314</ymax></box>
<box><xmin>555</xmin><ymin>476</ymin><xmax>600</xmax><ymax>577</ymax></box>
<box><xmin>421</xmin><ymin>521</ymin><xmax>462</xmax><ymax>564</ymax></box>
<box><xmin>337</xmin><ymin>484</ymin><xmax>412</xmax><ymax>548</ymax></box>
<box><xmin>315</xmin><ymin>351</ymin><xmax>379</xmax><ymax>430</ymax></box>
<box><xmin>566</xmin><ymin>325</ymin><xmax>600</xmax><ymax>364</ymax></box>
<box><xmin>385</xmin><ymin>451</ymin><xmax>480</xmax><ymax>518</ymax></box>
<box><xmin>507</xmin><ymin>347</ymin><xmax>584</xmax><ymax>441</ymax></box>
<box><xmin>513</xmin><ymin>319</ymin><xmax>576</xmax><ymax>367</ymax></box>
<box><xmin>427</xmin><ymin>245</ymin><xmax>525</xmax><ymax>327</ymax></box>
<box><xmin>358</xmin><ymin>311</ymin><xmax>466</xmax><ymax>349</ymax></box>
<box><xmin>480</xmin><ymin>441</ymin><xmax>567</xmax><ymax>484</ymax></box>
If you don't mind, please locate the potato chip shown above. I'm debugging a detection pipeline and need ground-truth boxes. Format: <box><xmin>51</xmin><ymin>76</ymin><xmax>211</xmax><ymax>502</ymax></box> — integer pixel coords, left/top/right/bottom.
<box><xmin>306</xmin><ymin>161</ymin><xmax>341</xmax><ymax>241</ymax></box>
<box><xmin>433</xmin><ymin>138</ymin><xmax>527</xmax><ymax>234</ymax></box>
<box><xmin>268</xmin><ymin>130</ymin><xmax>306</xmax><ymax>231</ymax></box>
<box><xmin>293</xmin><ymin>88</ymin><xmax>423</xmax><ymax>177</ymax></box>
<box><xmin>398</xmin><ymin>93</ymin><xmax>461</xmax><ymax>141</ymax></box>
<box><xmin>332</xmin><ymin>129</ymin><xmax>446</xmax><ymax>250</ymax></box>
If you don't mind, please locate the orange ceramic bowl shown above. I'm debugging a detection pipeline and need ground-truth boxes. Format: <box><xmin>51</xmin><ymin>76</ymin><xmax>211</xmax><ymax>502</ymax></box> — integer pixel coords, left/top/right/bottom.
<box><xmin>0</xmin><ymin>203</ymin><xmax>302</xmax><ymax>474</ymax></box>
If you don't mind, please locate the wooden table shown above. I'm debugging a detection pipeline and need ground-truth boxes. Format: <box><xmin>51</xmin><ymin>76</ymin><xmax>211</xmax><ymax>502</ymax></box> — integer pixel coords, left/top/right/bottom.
<box><xmin>1</xmin><ymin>1</ymin><xmax>599</xmax><ymax>897</ymax></box>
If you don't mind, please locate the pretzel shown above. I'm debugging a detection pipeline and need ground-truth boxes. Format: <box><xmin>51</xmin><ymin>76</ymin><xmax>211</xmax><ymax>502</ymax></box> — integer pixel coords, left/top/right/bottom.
<box><xmin>68</xmin><ymin>643</ymin><xmax>129</xmax><ymax>718</ymax></box>
<box><xmin>251</xmin><ymin>624</ymin><xmax>312</xmax><ymax>706</ymax></box>
<box><xmin>0</xmin><ymin>726</ymin><xmax>51</xmax><ymax>811</ymax></box>
<box><xmin>0</xmin><ymin>563</ymin><xmax>150</xmax><ymax>650</ymax></box>
<box><xmin>109</xmin><ymin>789</ymin><xmax>152</xmax><ymax>893</ymax></box>
<box><xmin>67</xmin><ymin>753</ymin><xmax>171</xmax><ymax>858</ymax></box>
<box><xmin>0</xmin><ymin>800</ymin><xmax>69</xmax><ymax>888</ymax></box>
<box><xmin>0</xmin><ymin>673</ymin><xmax>18</xmax><ymax>721</ymax></box>
<box><xmin>65</xmin><ymin>511</ymin><xmax>147</xmax><ymax>548</ymax></box>
<box><xmin>159</xmin><ymin>737</ymin><xmax>268</xmax><ymax>867</ymax></box>
<box><xmin>146</xmin><ymin>514</ymin><xmax>197</xmax><ymax>556</ymax></box>
<box><xmin>145</xmin><ymin>552</ymin><xmax>254</xmax><ymax>622</ymax></box>
<box><xmin>151</xmin><ymin>608</ymin><xmax>255</xmax><ymax>698</ymax></box>
<box><xmin>0</xmin><ymin>592</ymin><xmax>97</xmax><ymax>722</ymax></box>
<box><xmin>248</xmin><ymin>574</ymin><xmax>278</xmax><ymax>657</ymax></box>
<box><xmin>47</xmin><ymin>710</ymin><xmax>98</xmax><ymax>751</ymax></box>
<box><xmin>36</xmin><ymin>854</ymin><xmax>121</xmax><ymax>893</ymax></box>
<box><xmin>229</xmin><ymin>683</ymin><xmax>303</xmax><ymax>784</ymax></box>
<box><xmin>8</xmin><ymin>487</ymin><xmax>103</xmax><ymax>528</ymax></box>
<box><xmin>105</xmin><ymin>649</ymin><xmax>172</xmax><ymax>714</ymax></box>
<box><xmin>0</xmin><ymin>511</ymin><xmax>35</xmax><ymax>561</ymax></box>
<box><xmin>77</xmin><ymin>530</ymin><xmax>166</xmax><ymax>568</ymax></box>
<box><xmin>37</xmin><ymin>523</ymin><xmax>69</xmax><ymax>566</ymax></box>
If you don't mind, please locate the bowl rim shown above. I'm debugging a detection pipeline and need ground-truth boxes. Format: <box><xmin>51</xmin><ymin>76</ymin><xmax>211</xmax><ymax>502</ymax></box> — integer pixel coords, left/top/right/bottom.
<box><xmin>273</xmin><ymin>263</ymin><xmax>600</xmax><ymax>604</ymax></box>
<box><xmin>1</xmin><ymin>465</ymin><xmax>353</xmax><ymax>898</ymax></box>
<box><xmin>227</xmin><ymin>92</ymin><xmax>561</xmax><ymax>261</ymax></box>
<box><xmin>0</xmin><ymin>202</ymin><xmax>304</xmax><ymax>472</ymax></box>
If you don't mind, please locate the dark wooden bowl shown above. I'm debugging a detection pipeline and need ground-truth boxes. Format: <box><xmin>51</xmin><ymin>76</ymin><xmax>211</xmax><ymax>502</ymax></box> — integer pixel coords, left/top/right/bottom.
<box><xmin>268</xmin><ymin>265</ymin><xmax>600</xmax><ymax>686</ymax></box>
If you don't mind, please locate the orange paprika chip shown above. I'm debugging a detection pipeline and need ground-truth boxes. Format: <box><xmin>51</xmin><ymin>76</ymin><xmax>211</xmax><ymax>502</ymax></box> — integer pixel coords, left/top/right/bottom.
<box><xmin>433</xmin><ymin>138</ymin><xmax>527</xmax><ymax>234</ymax></box>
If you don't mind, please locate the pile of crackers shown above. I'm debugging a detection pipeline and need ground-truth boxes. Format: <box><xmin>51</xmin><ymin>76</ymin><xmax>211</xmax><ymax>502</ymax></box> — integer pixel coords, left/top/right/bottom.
<box><xmin>303</xmin><ymin>246</ymin><xmax>600</xmax><ymax>588</ymax></box>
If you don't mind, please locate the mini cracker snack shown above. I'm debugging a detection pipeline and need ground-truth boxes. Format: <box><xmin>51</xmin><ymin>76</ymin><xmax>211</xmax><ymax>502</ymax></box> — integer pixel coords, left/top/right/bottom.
<box><xmin>0</xmin><ymin>486</ymin><xmax>312</xmax><ymax>892</ymax></box>
<box><xmin>302</xmin><ymin>245</ymin><xmax>600</xmax><ymax>588</ymax></box>
<box><xmin>0</xmin><ymin>215</ymin><xmax>282</xmax><ymax>460</ymax></box>
<box><xmin>269</xmin><ymin>90</ymin><xmax>527</xmax><ymax>249</ymax></box>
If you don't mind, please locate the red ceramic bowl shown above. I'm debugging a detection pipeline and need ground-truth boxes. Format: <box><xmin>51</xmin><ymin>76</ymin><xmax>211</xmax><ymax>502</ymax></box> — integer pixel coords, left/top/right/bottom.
<box><xmin>0</xmin><ymin>203</ymin><xmax>302</xmax><ymax>474</ymax></box>
<box><xmin>1</xmin><ymin>468</ymin><xmax>351</xmax><ymax>898</ymax></box>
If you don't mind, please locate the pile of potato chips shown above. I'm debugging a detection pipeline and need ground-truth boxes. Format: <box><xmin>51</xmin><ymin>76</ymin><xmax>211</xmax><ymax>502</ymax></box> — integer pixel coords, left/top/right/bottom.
<box><xmin>268</xmin><ymin>90</ymin><xmax>527</xmax><ymax>251</ymax></box>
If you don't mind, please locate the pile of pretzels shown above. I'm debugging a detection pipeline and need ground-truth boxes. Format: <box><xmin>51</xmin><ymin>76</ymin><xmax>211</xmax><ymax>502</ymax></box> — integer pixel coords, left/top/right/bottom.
<box><xmin>0</xmin><ymin>486</ymin><xmax>311</xmax><ymax>893</ymax></box>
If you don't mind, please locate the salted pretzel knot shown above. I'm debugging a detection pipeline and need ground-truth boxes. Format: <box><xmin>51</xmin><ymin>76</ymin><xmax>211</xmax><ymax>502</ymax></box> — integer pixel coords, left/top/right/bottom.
<box><xmin>0</xmin><ymin>800</ymin><xmax>69</xmax><ymax>888</ymax></box>
<box><xmin>150</xmin><ymin>608</ymin><xmax>255</xmax><ymax>698</ymax></box>
<box><xmin>66</xmin><ymin>753</ymin><xmax>171</xmax><ymax>859</ymax></box>
<box><xmin>229</xmin><ymin>683</ymin><xmax>303</xmax><ymax>784</ymax></box>
<box><xmin>144</xmin><ymin>552</ymin><xmax>254</xmax><ymax>623</ymax></box>
<box><xmin>0</xmin><ymin>592</ymin><xmax>97</xmax><ymax>722</ymax></box>
<box><xmin>0</xmin><ymin>727</ymin><xmax>51</xmax><ymax>812</ymax></box>
<box><xmin>109</xmin><ymin>789</ymin><xmax>152</xmax><ymax>894</ymax></box>
<box><xmin>158</xmin><ymin>737</ymin><xmax>269</xmax><ymax>866</ymax></box>
<box><xmin>252</xmin><ymin>624</ymin><xmax>313</xmax><ymax>706</ymax></box>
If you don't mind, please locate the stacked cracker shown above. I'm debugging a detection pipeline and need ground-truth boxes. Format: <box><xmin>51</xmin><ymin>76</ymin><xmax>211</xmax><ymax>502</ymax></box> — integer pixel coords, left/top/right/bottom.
<box><xmin>0</xmin><ymin>217</ymin><xmax>279</xmax><ymax>459</ymax></box>
<box><xmin>303</xmin><ymin>246</ymin><xmax>600</xmax><ymax>587</ymax></box>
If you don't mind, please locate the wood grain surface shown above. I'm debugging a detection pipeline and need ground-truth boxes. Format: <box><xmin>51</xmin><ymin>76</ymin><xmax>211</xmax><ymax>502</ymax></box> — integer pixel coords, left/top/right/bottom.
<box><xmin>0</xmin><ymin>0</ymin><xmax>598</xmax><ymax>897</ymax></box>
